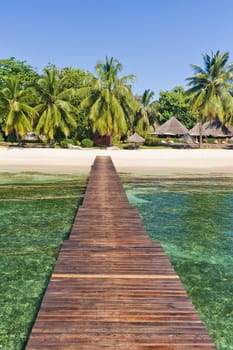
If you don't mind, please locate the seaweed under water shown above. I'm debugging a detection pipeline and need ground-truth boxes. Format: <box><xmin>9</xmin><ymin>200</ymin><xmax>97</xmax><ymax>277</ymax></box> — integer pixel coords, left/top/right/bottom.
<box><xmin>1</xmin><ymin>171</ymin><xmax>233</xmax><ymax>350</ymax></box>
<box><xmin>0</xmin><ymin>172</ymin><xmax>87</xmax><ymax>350</ymax></box>
<box><xmin>123</xmin><ymin>174</ymin><xmax>233</xmax><ymax>350</ymax></box>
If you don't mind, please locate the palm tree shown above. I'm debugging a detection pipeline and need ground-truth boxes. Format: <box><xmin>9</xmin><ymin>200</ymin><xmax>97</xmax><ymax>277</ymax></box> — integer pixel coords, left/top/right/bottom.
<box><xmin>78</xmin><ymin>56</ymin><xmax>137</xmax><ymax>137</ymax></box>
<box><xmin>134</xmin><ymin>89</ymin><xmax>155</xmax><ymax>137</ymax></box>
<box><xmin>186</xmin><ymin>50</ymin><xmax>233</xmax><ymax>145</ymax></box>
<box><xmin>0</xmin><ymin>76</ymin><xmax>35</xmax><ymax>141</ymax></box>
<box><xmin>34</xmin><ymin>68</ymin><xmax>77</xmax><ymax>143</ymax></box>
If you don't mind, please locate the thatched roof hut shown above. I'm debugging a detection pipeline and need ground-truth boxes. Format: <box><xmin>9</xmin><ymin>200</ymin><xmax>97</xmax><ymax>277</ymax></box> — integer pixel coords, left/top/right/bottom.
<box><xmin>203</xmin><ymin>118</ymin><xmax>232</xmax><ymax>138</ymax></box>
<box><xmin>156</xmin><ymin>116</ymin><xmax>189</xmax><ymax>136</ymax></box>
<box><xmin>189</xmin><ymin>123</ymin><xmax>208</xmax><ymax>137</ymax></box>
<box><xmin>180</xmin><ymin>133</ymin><xmax>195</xmax><ymax>144</ymax></box>
<box><xmin>229</xmin><ymin>126</ymin><xmax>233</xmax><ymax>137</ymax></box>
<box><xmin>127</xmin><ymin>132</ymin><xmax>145</xmax><ymax>143</ymax></box>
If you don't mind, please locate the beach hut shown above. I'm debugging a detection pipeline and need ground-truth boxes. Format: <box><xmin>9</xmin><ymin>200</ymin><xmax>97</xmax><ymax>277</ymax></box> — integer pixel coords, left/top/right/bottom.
<box><xmin>179</xmin><ymin>133</ymin><xmax>195</xmax><ymax>144</ymax></box>
<box><xmin>189</xmin><ymin>122</ymin><xmax>208</xmax><ymax>143</ymax></box>
<box><xmin>203</xmin><ymin>118</ymin><xmax>232</xmax><ymax>138</ymax></box>
<box><xmin>189</xmin><ymin>123</ymin><xmax>208</xmax><ymax>137</ymax></box>
<box><xmin>156</xmin><ymin>116</ymin><xmax>189</xmax><ymax>137</ymax></box>
<box><xmin>229</xmin><ymin>126</ymin><xmax>233</xmax><ymax>141</ymax></box>
<box><xmin>127</xmin><ymin>132</ymin><xmax>145</xmax><ymax>148</ymax></box>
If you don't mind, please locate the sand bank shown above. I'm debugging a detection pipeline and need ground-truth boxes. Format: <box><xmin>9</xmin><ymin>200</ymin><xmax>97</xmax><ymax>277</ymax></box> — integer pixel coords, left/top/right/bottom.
<box><xmin>1</xmin><ymin>147</ymin><xmax>233</xmax><ymax>175</ymax></box>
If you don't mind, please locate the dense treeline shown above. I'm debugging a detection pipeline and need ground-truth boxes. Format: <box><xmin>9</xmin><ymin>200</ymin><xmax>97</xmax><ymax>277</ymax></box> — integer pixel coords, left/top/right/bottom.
<box><xmin>0</xmin><ymin>51</ymin><xmax>233</xmax><ymax>145</ymax></box>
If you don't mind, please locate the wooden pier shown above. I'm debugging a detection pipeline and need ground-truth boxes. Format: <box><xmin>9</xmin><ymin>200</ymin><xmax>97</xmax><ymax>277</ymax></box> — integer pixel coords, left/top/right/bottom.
<box><xmin>26</xmin><ymin>156</ymin><xmax>216</xmax><ymax>349</ymax></box>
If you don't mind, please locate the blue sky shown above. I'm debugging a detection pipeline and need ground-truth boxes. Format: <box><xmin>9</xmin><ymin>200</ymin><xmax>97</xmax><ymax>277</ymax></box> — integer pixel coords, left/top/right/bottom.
<box><xmin>1</xmin><ymin>0</ymin><xmax>233</xmax><ymax>97</ymax></box>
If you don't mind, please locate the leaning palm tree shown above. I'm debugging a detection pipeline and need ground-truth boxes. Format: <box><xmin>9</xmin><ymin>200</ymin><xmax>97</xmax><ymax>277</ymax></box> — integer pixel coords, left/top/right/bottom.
<box><xmin>186</xmin><ymin>50</ymin><xmax>233</xmax><ymax>145</ymax></box>
<box><xmin>78</xmin><ymin>57</ymin><xmax>137</xmax><ymax>137</ymax></box>
<box><xmin>0</xmin><ymin>76</ymin><xmax>35</xmax><ymax>141</ymax></box>
<box><xmin>34</xmin><ymin>68</ymin><xmax>77</xmax><ymax>143</ymax></box>
<box><xmin>134</xmin><ymin>89</ymin><xmax>155</xmax><ymax>137</ymax></box>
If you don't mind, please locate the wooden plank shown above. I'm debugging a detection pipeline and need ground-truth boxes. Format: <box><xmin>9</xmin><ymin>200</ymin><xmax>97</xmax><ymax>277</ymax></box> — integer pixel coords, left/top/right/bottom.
<box><xmin>26</xmin><ymin>156</ymin><xmax>216</xmax><ymax>349</ymax></box>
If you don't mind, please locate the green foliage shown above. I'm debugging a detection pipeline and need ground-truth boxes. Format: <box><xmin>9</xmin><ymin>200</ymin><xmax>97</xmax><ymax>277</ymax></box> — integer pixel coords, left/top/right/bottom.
<box><xmin>33</xmin><ymin>68</ymin><xmax>78</xmax><ymax>142</ymax></box>
<box><xmin>59</xmin><ymin>138</ymin><xmax>74</xmax><ymax>148</ymax></box>
<box><xmin>7</xmin><ymin>133</ymin><xmax>17</xmax><ymax>142</ymax></box>
<box><xmin>58</xmin><ymin>68</ymin><xmax>95</xmax><ymax>139</ymax></box>
<box><xmin>0</xmin><ymin>76</ymin><xmax>36</xmax><ymax>140</ymax></box>
<box><xmin>75</xmin><ymin>115</ymin><xmax>93</xmax><ymax>141</ymax></box>
<box><xmin>156</xmin><ymin>86</ymin><xmax>197</xmax><ymax>128</ymax></box>
<box><xmin>4</xmin><ymin>52</ymin><xmax>233</xmax><ymax>143</ymax></box>
<box><xmin>0</xmin><ymin>132</ymin><xmax>4</xmax><ymax>141</ymax></box>
<box><xmin>78</xmin><ymin>56</ymin><xmax>137</xmax><ymax>137</ymax></box>
<box><xmin>0</xmin><ymin>113</ymin><xmax>5</xmax><ymax>132</ymax></box>
<box><xmin>186</xmin><ymin>50</ymin><xmax>233</xmax><ymax>127</ymax></box>
<box><xmin>134</xmin><ymin>89</ymin><xmax>156</xmax><ymax>137</ymax></box>
<box><xmin>60</xmin><ymin>67</ymin><xmax>95</xmax><ymax>89</ymax></box>
<box><xmin>0</xmin><ymin>57</ymin><xmax>39</xmax><ymax>87</ymax></box>
<box><xmin>144</xmin><ymin>135</ymin><xmax>160</xmax><ymax>146</ymax></box>
<box><xmin>112</xmin><ymin>135</ymin><xmax>123</xmax><ymax>146</ymax></box>
<box><xmin>81</xmin><ymin>138</ymin><xmax>93</xmax><ymax>147</ymax></box>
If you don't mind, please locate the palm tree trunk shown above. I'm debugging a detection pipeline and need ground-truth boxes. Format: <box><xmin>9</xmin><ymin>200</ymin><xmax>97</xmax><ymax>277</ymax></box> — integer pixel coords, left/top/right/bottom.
<box><xmin>15</xmin><ymin>131</ymin><xmax>21</xmax><ymax>145</ymax></box>
<box><xmin>199</xmin><ymin>115</ymin><xmax>203</xmax><ymax>147</ymax></box>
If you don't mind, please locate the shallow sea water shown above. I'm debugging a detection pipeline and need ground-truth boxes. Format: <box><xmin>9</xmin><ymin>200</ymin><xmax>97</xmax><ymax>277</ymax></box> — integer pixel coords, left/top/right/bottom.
<box><xmin>0</xmin><ymin>172</ymin><xmax>87</xmax><ymax>350</ymax></box>
<box><xmin>123</xmin><ymin>174</ymin><xmax>233</xmax><ymax>350</ymax></box>
<box><xmin>0</xmin><ymin>171</ymin><xmax>233</xmax><ymax>350</ymax></box>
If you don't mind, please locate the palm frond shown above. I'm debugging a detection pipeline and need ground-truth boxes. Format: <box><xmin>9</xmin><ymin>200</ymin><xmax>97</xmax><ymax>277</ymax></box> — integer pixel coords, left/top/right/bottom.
<box><xmin>186</xmin><ymin>50</ymin><xmax>233</xmax><ymax>125</ymax></box>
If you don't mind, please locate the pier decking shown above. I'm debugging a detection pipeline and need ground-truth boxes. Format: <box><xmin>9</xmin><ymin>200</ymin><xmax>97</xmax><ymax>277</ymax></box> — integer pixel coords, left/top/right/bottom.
<box><xmin>26</xmin><ymin>156</ymin><xmax>216</xmax><ymax>349</ymax></box>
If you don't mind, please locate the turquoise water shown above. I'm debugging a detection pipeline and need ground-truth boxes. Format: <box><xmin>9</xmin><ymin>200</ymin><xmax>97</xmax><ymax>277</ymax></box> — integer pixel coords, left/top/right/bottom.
<box><xmin>1</xmin><ymin>171</ymin><xmax>233</xmax><ymax>350</ymax></box>
<box><xmin>0</xmin><ymin>173</ymin><xmax>87</xmax><ymax>350</ymax></box>
<box><xmin>123</xmin><ymin>174</ymin><xmax>233</xmax><ymax>350</ymax></box>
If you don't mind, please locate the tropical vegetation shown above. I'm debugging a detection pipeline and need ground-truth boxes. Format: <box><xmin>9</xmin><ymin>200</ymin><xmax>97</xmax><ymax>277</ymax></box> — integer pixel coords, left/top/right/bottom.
<box><xmin>186</xmin><ymin>51</ymin><xmax>233</xmax><ymax>143</ymax></box>
<box><xmin>1</xmin><ymin>50</ymin><xmax>233</xmax><ymax>146</ymax></box>
<box><xmin>33</xmin><ymin>68</ymin><xmax>78</xmax><ymax>143</ymax></box>
<box><xmin>0</xmin><ymin>76</ymin><xmax>36</xmax><ymax>141</ymax></box>
<box><xmin>156</xmin><ymin>86</ymin><xmax>197</xmax><ymax>128</ymax></box>
<box><xmin>134</xmin><ymin>89</ymin><xmax>155</xmax><ymax>137</ymax></box>
<box><xmin>77</xmin><ymin>56</ymin><xmax>137</xmax><ymax>138</ymax></box>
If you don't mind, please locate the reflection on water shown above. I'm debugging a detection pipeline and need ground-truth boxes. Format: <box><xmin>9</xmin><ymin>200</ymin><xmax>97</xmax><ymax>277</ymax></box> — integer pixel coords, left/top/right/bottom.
<box><xmin>123</xmin><ymin>174</ymin><xmax>233</xmax><ymax>350</ymax></box>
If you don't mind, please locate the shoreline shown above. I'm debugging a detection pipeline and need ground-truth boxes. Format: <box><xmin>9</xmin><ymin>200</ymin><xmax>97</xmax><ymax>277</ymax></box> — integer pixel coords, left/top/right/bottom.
<box><xmin>1</xmin><ymin>148</ymin><xmax>233</xmax><ymax>175</ymax></box>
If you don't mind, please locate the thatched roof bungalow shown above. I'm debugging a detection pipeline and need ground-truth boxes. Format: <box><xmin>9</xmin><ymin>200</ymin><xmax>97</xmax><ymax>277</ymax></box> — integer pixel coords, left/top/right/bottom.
<box><xmin>229</xmin><ymin>126</ymin><xmax>233</xmax><ymax>138</ymax></box>
<box><xmin>156</xmin><ymin>116</ymin><xmax>189</xmax><ymax>137</ymax></box>
<box><xmin>127</xmin><ymin>132</ymin><xmax>145</xmax><ymax>143</ymax></box>
<box><xmin>189</xmin><ymin>123</ymin><xmax>208</xmax><ymax>137</ymax></box>
<box><xmin>203</xmin><ymin>118</ymin><xmax>232</xmax><ymax>138</ymax></box>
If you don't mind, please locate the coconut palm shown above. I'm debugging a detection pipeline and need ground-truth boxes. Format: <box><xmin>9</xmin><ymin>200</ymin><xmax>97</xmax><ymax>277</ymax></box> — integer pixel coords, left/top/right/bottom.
<box><xmin>0</xmin><ymin>76</ymin><xmax>35</xmax><ymax>141</ymax></box>
<box><xmin>78</xmin><ymin>57</ymin><xmax>137</xmax><ymax>136</ymax></box>
<box><xmin>186</xmin><ymin>50</ymin><xmax>233</xmax><ymax>144</ymax></box>
<box><xmin>134</xmin><ymin>89</ymin><xmax>155</xmax><ymax>137</ymax></box>
<box><xmin>34</xmin><ymin>68</ymin><xmax>77</xmax><ymax>143</ymax></box>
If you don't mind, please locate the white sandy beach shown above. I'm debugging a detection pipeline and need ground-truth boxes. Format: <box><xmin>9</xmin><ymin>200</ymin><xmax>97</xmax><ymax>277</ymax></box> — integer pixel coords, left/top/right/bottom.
<box><xmin>1</xmin><ymin>147</ymin><xmax>233</xmax><ymax>174</ymax></box>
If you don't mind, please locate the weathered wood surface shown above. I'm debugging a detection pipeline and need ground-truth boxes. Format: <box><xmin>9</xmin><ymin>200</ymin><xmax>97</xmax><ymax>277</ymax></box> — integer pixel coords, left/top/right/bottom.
<box><xmin>26</xmin><ymin>156</ymin><xmax>216</xmax><ymax>349</ymax></box>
